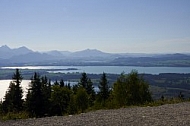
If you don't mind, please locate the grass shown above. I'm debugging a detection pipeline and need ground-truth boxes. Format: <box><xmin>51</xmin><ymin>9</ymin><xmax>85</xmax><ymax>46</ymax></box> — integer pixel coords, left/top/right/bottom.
<box><xmin>0</xmin><ymin>111</ymin><xmax>29</xmax><ymax>121</ymax></box>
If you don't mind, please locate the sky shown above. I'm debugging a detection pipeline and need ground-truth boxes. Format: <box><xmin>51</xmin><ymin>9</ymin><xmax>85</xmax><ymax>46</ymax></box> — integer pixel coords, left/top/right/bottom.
<box><xmin>0</xmin><ymin>0</ymin><xmax>190</xmax><ymax>53</ymax></box>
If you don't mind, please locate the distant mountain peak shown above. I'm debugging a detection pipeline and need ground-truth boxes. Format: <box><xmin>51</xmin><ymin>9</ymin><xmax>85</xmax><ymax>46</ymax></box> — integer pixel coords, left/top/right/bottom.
<box><xmin>71</xmin><ymin>49</ymin><xmax>111</xmax><ymax>57</ymax></box>
<box><xmin>76</xmin><ymin>49</ymin><xmax>104</xmax><ymax>53</ymax></box>
<box><xmin>1</xmin><ymin>45</ymin><xmax>9</xmax><ymax>48</ymax></box>
<box><xmin>0</xmin><ymin>45</ymin><xmax>11</xmax><ymax>52</ymax></box>
<box><xmin>18</xmin><ymin>46</ymin><xmax>28</xmax><ymax>49</ymax></box>
<box><xmin>0</xmin><ymin>45</ymin><xmax>33</xmax><ymax>59</ymax></box>
<box><xmin>15</xmin><ymin>46</ymin><xmax>33</xmax><ymax>52</ymax></box>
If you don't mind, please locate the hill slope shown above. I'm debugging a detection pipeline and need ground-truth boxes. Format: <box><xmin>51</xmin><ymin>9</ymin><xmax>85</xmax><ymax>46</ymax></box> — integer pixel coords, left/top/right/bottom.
<box><xmin>1</xmin><ymin>102</ymin><xmax>190</xmax><ymax>126</ymax></box>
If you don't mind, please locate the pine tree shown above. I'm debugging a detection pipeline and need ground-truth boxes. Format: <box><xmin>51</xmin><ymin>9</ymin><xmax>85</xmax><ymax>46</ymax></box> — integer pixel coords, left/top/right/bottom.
<box><xmin>87</xmin><ymin>78</ymin><xmax>95</xmax><ymax>106</ymax></box>
<box><xmin>25</xmin><ymin>73</ymin><xmax>45</xmax><ymax>117</ymax></box>
<box><xmin>112</xmin><ymin>73</ymin><xmax>128</xmax><ymax>107</ymax></box>
<box><xmin>79</xmin><ymin>72</ymin><xmax>95</xmax><ymax>106</ymax></box>
<box><xmin>54</xmin><ymin>80</ymin><xmax>59</xmax><ymax>86</ymax></box>
<box><xmin>2</xmin><ymin>69</ymin><xmax>23</xmax><ymax>113</ymax></box>
<box><xmin>79</xmin><ymin>72</ymin><xmax>88</xmax><ymax>89</ymax></box>
<box><xmin>60</xmin><ymin>79</ymin><xmax>65</xmax><ymax>87</ymax></box>
<box><xmin>41</xmin><ymin>76</ymin><xmax>51</xmax><ymax>115</ymax></box>
<box><xmin>98</xmin><ymin>72</ymin><xmax>109</xmax><ymax>104</ymax></box>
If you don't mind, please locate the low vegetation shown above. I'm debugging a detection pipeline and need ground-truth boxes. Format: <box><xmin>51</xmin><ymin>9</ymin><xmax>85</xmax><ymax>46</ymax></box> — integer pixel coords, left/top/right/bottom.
<box><xmin>0</xmin><ymin>69</ymin><xmax>188</xmax><ymax>120</ymax></box>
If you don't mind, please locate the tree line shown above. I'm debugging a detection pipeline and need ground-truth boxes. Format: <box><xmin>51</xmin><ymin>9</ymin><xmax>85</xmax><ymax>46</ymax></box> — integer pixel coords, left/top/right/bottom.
<box><xmin>0</xmin><ymin>69</ymin><xmax>152</xmax><ymax>119</ymax></box>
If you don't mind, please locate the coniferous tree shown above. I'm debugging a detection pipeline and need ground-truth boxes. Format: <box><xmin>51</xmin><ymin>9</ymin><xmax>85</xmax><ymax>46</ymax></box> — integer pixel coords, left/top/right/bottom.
<box><xmin>60</xmin><ymin>79</ymin><xmax>65</xmax><ymax>87</ymax></box>
<box><xmin>87</xmin><ymin>78</ymin><xmax>95</xmax><ymax>106</ymax></box>
<box><xmin>2</xmin><ymin>69</ymin><xmax>23</xmax><ymax>113</ymax></box>
<box><xmin>79</xmin><ymin>72</ymin><xmax>88</xmax><ymax>89</ymax></box>
<box><xmin>2</xmin><ymin>82</ymin><xmax>16</xmax><ymax>113</ymax></box>
<box><xmin>25</xmin><ymin>73</ymin><xmax>45</xmax><ymax>117</ymax></box>
<box><xmin>79</xmin><ymin>72</ymin><xmax>95</xmax><ymax>106</ymax></box>
<box><xmin>98</xmin><ymin>72</ymin><xmax>110</xmax><ymax>105</ymax></box>
<box><xmin>54</xmin><ymin>80</ymin><xmax>59</xmax><ymax>86</ymax></box>
<box><xmin>41</xmin><ymin>76</ymin><xmax>51</xmax><ymax>115</ymax></box>
<box><xmin>13</xmin><ymin>69</ymin><xmax>23</xmax><ymax>112</ymax></box>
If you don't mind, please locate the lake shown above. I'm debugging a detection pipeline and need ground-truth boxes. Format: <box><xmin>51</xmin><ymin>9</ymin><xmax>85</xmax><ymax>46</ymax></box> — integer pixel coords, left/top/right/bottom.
<box><xmin>1</xmin><ymin>66</ymin><xmax>190</xmax><ymax>100</ymax></box>
<box><xmin>2</xmin><ymin>66</ymin><xmax>190</xmax><ymax>74</ymax></box>
<box><xmin>0</xmin><ymin>80</ymin><xmax>30</xmax><ymax>101</ymax></box>
<box><xmin>0</xmin><ymin>80</ymin><xmax>80</xmax><ymax>101</ymax></box>
<box><xmin>0</xmin><ymin>79</ymin><xmax>98</xmax><ymax>100</ymax></box>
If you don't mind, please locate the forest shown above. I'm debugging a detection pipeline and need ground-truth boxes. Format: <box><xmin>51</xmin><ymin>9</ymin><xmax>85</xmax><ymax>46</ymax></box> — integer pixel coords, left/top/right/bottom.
<box><xmin>0</xmin><ymin>69</ymin><xmax>153</xmax><ymax>120</ymax></box>
<box><xmin>0</xmin><ymin>69</ymin><xmax>189</xmax><ymax>120</ymax></box>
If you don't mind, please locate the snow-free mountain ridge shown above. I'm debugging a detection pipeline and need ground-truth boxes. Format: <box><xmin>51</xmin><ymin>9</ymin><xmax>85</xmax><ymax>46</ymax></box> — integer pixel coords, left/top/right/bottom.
<box><xmin>0</xmin><ymin>45</ymin><xmax>190</xmax><ymax>67</ymax></box>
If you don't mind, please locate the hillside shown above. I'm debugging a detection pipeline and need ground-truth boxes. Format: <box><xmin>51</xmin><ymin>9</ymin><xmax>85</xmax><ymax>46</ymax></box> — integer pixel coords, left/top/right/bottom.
<box><xmin>1</xmin><ymin>102</ymin><xmax>190</xmax><ymax>126</ymax></box>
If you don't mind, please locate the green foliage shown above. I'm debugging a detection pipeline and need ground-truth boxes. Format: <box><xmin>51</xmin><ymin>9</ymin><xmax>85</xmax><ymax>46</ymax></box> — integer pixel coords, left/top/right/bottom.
<box><xmin>145</xmin><ymin>98</ymin><xmax>186</xmax><ymax>107</ymax></box>
<box><xmin>126</xmin><ymin>70</ymin><xmax>152</xmax><ymax>105</ymax></box>
<box><xmin>79</xmin><ymin>72</ymin><xmax>88</xmax><ymax>89</ymax></box>
<box><xmin>50</xmin><ymin>86</ymin><xmax>71</xmax><ymax>116</ymax></box>
<box><xmin>4</xmin><ymin>69</ymin><xmax>188</xmax><ymax>121</ymax></box>
<box><xmin>41</xmin><ymin>76</ymin><xmax>51</xmax><ymax>115</ymax></box>
<box><xmin>1</xmin><ymin>111</ymin><xmax>29</xmax><ymax>121</ymax></box>
<box><xmin>112</xmin><ymin>73</ymin><xmax>128</xmax><ymax>107</ymax></box>
<box><xmin>79</xmin><ymin>72</ymin><xmax>95</xmax><ymax>106</ymax></box>
<box><xmin>112</xmin><ymin>70</ymin><xmax>152</xmax><ymax>107</ymax></box>
<box><xmin>25</xmin><ymin>73</ymin><xmax>47</xmax><ymax>117</ymax></box>
<box><xmin>75</xmin><ymin>87</ymin><xmax>89</xmax><ymax>113</ymax></box>
<box><xmin>67</xmin><ymin>94</ymin><xmax>78</xmax><ymax>114</ymax></box>
<box><xmin>60</xmin><ymin>79</ymin><xmax>65</xmax><ymax>87</ymax></box>
<box><xmin>98</xmin><ymin>72</ymin><xmax>110</xmax><ymax>105</ymax></box>
<box><xmin>2</xmin><ymin>69</ymin><xmax>23</xmax><ymax>113</ymax></box>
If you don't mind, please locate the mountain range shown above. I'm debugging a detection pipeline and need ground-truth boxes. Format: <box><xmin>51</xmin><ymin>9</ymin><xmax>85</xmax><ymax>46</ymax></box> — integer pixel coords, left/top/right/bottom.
<box><xmin>0</xmin><ymin>45</ymin><xmax>190</xmax><ymax>67</ymax></box>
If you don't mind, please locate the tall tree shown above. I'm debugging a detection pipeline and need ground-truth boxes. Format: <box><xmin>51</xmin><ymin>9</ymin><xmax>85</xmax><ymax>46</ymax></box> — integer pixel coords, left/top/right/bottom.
<box><xmin>25</xmin><ymin>73</ymin><xmax>45</xmax><ymax>117</ymax></box>
<box><xmin>50</xmin><ymin>86</ymin><xmax>71</xmax><ymax>116</ymax></box>
<box><xmin>112</xmin><ymin>70</ymin><xmax>152</xmax><ymax>106</ymax></box>
<box><xmin>98</xmin><ymin>72</ymin><xmax>109</xmax><ymax>104</ymax></box>
<box><xmin>41</xmin><ymin>76</ymin><xmax>51</xmax><ymax>115</ymax></box>
<box><xmin>87</xmin><ymin>78</ymin><xmax>95</xmax><ymax>106</ymax></box>
<box><xmin>112</xmin><ymin>73</ymin><xmax>127</xmax><ymax>107</ymax></box>
<box><xmin>2</xmin><ymin>69</ymin><xmax>23</xmax><ymax>113</ymax></box>
<box><xmin>60</xmin><ymin>79</ymin><xmax>65</xmax><ymax>87</ymax></box>
<box><xmin>126</xmin><ymin>70</ymin><xmax>152</xmax><ymax>105</ymax></box>
<box><xmin>54</xmin><ymin>80</ymin><xmax>59</xmax><ymax>86</ymax></box>
<box><xmin>75</xmin><ymin>87</ymin><xmax>88</xmax><ymax>113</ymax></box>
<box><xmin>79</xmin><ymin>72</ymin><xmax>88</xmax><ymax>89</ymax></box>
<box><xmin>79</xmin><ymin>72</ymin><xmax>95</xmax><ymax>106</ymax></box>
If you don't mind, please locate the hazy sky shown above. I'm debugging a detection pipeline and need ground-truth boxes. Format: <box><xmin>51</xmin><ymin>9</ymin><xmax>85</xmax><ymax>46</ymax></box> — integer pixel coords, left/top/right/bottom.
<box><xmin>0</xmin><ymin>0</ymin><xmax>190</xmax><ymax>53</ymax></box>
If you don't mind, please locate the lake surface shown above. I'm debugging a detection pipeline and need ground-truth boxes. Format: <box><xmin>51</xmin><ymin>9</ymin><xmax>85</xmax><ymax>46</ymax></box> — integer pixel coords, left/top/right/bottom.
<box><xmin>2</xmin><ymin>66</ymin><xmax>190</xmax><ymax>74</ymax></box>
<box><xmin>1</xmin><ymin>65</ymin><xmax>190</xmax><ymax>100</ymax></box>
<box><xmin>0</xmin><ymin>80</ymin><xmax>97</xmax><ymax>100</ymax></box>
<box><xmin>0</xmin><ymin>80</ymin><xmax>30</xmax><ymax>101</ymax></box>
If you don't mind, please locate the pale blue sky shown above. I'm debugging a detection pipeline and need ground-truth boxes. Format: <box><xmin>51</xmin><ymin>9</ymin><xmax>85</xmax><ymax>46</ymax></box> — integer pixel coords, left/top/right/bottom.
<box><xmin>0</xmin><ymin>0</ymin><xmax>190</xmax><ymax>53</ymax></box>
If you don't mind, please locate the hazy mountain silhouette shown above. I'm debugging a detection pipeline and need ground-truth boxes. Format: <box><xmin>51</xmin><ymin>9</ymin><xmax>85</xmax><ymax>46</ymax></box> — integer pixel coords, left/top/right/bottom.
<box><xmin>46</xmin><ymin>50</ymin><xmax>65</xmax><ymax>57</ymax></box>
<box><xmin>0</xmin><ymin>45</ymin><xmax>190</xmax><ymax>66</ymax></box>
<box><xmin>70</xmin><ymin>49</ymin><xmax>111</xmax><ymax>57</ymax></box>
<box><xmin>0</xmin><ymin>45</ymin><xmax>33</xmax><ymax>59</ymax></box>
